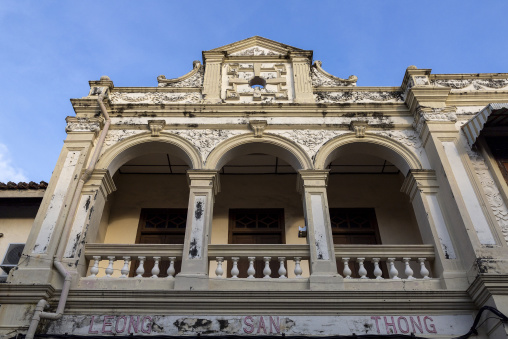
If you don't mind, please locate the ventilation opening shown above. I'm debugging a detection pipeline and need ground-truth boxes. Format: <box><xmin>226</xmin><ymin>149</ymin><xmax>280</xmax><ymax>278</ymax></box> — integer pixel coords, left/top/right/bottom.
<box><xmin>249</xmin><ymin>76</ymin><xmax>266</xmax><ymax>89</ymax></box>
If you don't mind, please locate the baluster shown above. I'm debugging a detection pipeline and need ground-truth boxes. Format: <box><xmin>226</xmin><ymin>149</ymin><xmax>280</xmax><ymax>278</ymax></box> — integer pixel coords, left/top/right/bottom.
<box><xmin>294</xmin><ymin>257</ymin><xmax>303</xmax><ymax>278</ymax></box>
<box><xmin>231</xmin><ymin>257</ymin><xmax>240</xmax><ymax>278</ymax></box>
<box><xmin>418</xmin><ymin>258</ymin><xmax>430</xmax><ymax>279</ymax></box>
<box><xmin>151</xmin><ymin>257</ymin><xmax>161</xmax><ymax>278</ymax></box>
<box><xmin>105</xmin><ymin>256</ymin><xmax>115</xmax><ymax>278</ymax></box>
<box><xmin>372</xmin><ymin>258</ymin><xmax>383</xmax><ymax>280</ymax></box>
<box><xmin>403</xmin><ymin>258</ymin><xmax>415</xmax><ymax>280</ymax></box>
<box><xmin>278</xmin><ymin>257</ymin><xmax>287</xmax><ymax>279</ymax></box>
<box><xmin>263</xmin><ymin>257</ymin><xmax>272</xmax><ymax>279</ymax></box>
<box><xmin>89</xmin><ymin>256</ymin><xmax>101</xmax><ymax>277</ymax></box>
<box><xmin>342</xmin><ymin>258</ymin><xmax>352</xmax><ymax>279</ymax></box>
<box><xmin>166</xmin><ymin>257</ymin><xmax>176</xmax><ymax>278</ymax></box>
<box><xmin>136</xmin><ymin>256</ymin><xmax>146</xmax><ymax>278</ymax></box>
<box><xmin>357</xmin><ymin>258</ymin><xmax>368</xmax><ymax>279</ymax></box>
<box><xmin>120</xmin><ymin>256</ymin><xmax>130</xmax><ymax>278</ymax></box>
<box><xmin>387</xmin><ymin>258</ymin><xmax>400</xmax><ymax>279</ymax></box>
<box><xmin>215</xmin><ymin>257</ymin><xmax>224</xmax><ymax>278</ymax></box>
<box><xmin>247</xmin><ymin>257</ymin><xmax>256</xmax><ymax>279</ymax></box>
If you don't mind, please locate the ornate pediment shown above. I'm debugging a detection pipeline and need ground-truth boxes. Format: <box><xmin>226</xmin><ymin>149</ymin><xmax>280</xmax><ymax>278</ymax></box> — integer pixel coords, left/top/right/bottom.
<box><xmin>208</xmin><ymin>36</ymin><xmax>308</xmax><ymax>57</ymax></box>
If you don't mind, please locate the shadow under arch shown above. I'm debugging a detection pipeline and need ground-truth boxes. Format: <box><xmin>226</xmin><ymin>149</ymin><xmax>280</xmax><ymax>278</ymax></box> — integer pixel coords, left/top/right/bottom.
<box><xmin>204</xmin><ymin>133</ymin><xmax>313</xmax><ymax>171</ymax></box>
<box><xmin>96</xmin><ymin>132</ymin><xmax>203</xmax><ymax>175</ymax></box>
<box><xmin>314</xmin><ymin>134</ymin><xmax>422</xmax><ymax>175</ymax></box>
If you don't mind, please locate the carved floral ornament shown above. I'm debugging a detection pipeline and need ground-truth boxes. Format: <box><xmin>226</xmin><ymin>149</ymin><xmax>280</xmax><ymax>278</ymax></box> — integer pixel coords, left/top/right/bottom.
<box><xmin>314</xmin><ymin>91</ymin><xmax>403</xmax><ymax>103</ymax></box>
<box><xmin>466</xmin><ymin>147</ymin><xmax>508</xmax><ymax>244</ymax></box>
<box><xmin>65</xmin><ymin>117</ymin><xmax>101</xmax><ymax>133</ymax></box>
<box><xmin>431</xmin><ymin>78</ymin><xmax>508</xmax><ymax>92</ymax></box>
<box><xmin>109</xmin><ymin>92</ymin><xmax>201</xmax><ymax>104</ymax></box>
<box><xmin>413</xmin><ymin>106</ymin><xmax>458</xmax><ymax>134</ymax></box>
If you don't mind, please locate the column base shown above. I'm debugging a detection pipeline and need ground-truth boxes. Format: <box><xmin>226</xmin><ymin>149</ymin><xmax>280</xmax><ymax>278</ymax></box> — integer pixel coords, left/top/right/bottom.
<box><xmin>174</xmin><ymin>273</ymin><xmax>209</xmax><ymax>290</ymax></box>
<box><xmin>309</xmin><ymin>273</ymin><xmax>344</xmax><ymax>291</ymax></box>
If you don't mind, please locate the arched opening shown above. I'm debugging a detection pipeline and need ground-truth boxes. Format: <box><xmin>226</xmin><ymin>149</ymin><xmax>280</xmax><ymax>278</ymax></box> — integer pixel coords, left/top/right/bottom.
<box><xmin>321</xmin><ymin>141</ymin><xmax>427</xmax><ymax>278</ymax></box>
<box><xmin>89</xmin><ymin>136</ymin><xmax>201</xmax><ymax>277</ymax></box>
<box><xmin>208</xmin><ymin>137</ymin><xmax>312</xmax><ymax>278</ymax></box>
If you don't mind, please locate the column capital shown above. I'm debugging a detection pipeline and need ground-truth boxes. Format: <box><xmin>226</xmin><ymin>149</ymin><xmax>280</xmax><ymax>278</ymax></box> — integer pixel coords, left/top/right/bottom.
<box><xmin>400</xmin><ymin>169</ymin><xmax>439</xmax><ymax>201</ymax></box>
<box><xmin>82</xmin><ymin>169</ymin><xmax>116</xmax><ymax>198</ymax></box>
<box><xmin>187</xmin><ymin>170</ymin><xmax>220</xmax><ymax>195</ymax></box>
<box><xmin>297</xmin><ymin>170</ymin><xmax>329</xmax><ymax>193</ymax></box>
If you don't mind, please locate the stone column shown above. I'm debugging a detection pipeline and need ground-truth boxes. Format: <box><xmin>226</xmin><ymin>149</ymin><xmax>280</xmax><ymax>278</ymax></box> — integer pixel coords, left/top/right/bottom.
<box><xmin>401</xmin><ymin>170</ymin><xmax>467</xmax><ymax>288</ymax></box>
<box><xmin>202</xmin><ymin>52</ymin><xmax>224</xmax><ymax>103</ymax></box>
<box><xmin>60</xmin><ymin>170</ymin><xmax>116</xmax><ymax>278</ymax></box>
<box><xmin>298</xmin><ymin>170</ymin><xmax>343</xmax><ymax>290</ymax></box>
<box><xmin>175</xmin><ymin>170</ymin><xmax>220</xmax><ymax>290</ymax></box>
<box><xmin>290</xmin><ymin>53</ymin><xmax>314</xmax><ymax>103</ymax></box>
<box><xmin>9</xmin><ymin>127</ymin><xmax>99</xmax><ymax>284</ymax></box>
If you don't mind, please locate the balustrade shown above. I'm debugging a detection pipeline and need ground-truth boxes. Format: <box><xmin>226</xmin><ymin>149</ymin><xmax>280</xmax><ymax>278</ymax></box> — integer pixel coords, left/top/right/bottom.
<box><xmin>335</xmin><ymin>245</ymin><xmax>434</xmax><ymax>280</ymax></box>
<box><xmin>84</xmin><ymin>243</ymin><xmax>434</xmax><ymax>281</ymax></box>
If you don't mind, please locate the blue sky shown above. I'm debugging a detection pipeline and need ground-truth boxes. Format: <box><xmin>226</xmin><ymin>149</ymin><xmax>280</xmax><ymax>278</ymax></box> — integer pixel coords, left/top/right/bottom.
<box><xmin>1</xmin><ymin>1</ymin><xmax>507</xmax><ymax>182</ymax></box>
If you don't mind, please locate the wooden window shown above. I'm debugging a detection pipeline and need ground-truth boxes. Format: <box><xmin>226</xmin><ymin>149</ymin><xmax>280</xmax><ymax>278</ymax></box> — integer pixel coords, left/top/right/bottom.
<box><xmin>229</xmin><ymin>208</ymin><xmax>285</xmax><ymax>278</ymax></box>
<box><xmin>330</xmin><ymin>208</ymin><xmax>386</xmax><ymax>278</ymax></box>
<box><xmin>132</xmin><ymin>208</ymin><xmax>187</xmax><ymax>277</ymax></box>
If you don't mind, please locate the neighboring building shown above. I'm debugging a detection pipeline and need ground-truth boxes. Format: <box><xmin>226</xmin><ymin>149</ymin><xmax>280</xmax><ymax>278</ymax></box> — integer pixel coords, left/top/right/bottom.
<box><xmin>1</xmin><ymin>36</ymin><xmax>508</xmax><ymax>338</ymax></box>
<box><xmin>0</xmin><ymin>181</ymin><xmax>47</xmax><ymax>282</ymax></box>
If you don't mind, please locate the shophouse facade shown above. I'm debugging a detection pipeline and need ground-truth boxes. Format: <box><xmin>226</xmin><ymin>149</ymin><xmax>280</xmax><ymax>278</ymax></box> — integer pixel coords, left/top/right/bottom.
<box><xmin>1</xmin><ymin>36</ymin><xmax>508</xmax><ymax>338</ymax></box>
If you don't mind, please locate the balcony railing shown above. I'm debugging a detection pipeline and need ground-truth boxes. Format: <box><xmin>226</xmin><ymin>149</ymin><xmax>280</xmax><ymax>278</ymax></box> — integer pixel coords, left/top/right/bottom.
<box><xmin>334</xmin><ymin>244</ymin><xmax>435</xmax><ymax>280</ymax></box>
<box><xmin>83</xmin><ymin>243</ymin><xmax>434</xmax><ymax>281</ymax></box>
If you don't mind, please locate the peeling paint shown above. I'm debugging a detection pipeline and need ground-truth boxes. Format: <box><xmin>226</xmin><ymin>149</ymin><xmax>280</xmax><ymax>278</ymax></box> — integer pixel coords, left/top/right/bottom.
<box><xmin>310</xmin><ymin>194</ymin><xmax>329</xmax><ymax>260</ymax></box>
<box><xmin>34</xmin><ymin>151</ymin><xmax>80</xmax><ymax>254</ymax></box>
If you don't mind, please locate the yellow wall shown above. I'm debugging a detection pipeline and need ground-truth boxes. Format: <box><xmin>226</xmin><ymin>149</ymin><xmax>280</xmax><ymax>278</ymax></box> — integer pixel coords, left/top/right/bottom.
<box><xmin>0</xmin><ymin>202</ymin><xmax>39</xmax><ymax>277</ymax></box>
<box><xmin>327</xmin><ymin>173</ymin><xmax>422</xmax><ymax>244</ymax></box>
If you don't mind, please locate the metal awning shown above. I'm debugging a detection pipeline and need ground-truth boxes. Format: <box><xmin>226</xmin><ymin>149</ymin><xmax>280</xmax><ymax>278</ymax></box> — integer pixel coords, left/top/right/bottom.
<box><xmin>462</xmin><ymin>103</ymin><xmax>508</xmax><ymax>147</ymax></box>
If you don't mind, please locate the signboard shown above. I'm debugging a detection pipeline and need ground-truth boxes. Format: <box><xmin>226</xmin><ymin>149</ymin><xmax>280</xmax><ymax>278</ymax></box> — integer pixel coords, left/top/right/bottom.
<box><xmin>47</xmin><ymin>314</ymin><xmax>474</xmax><ymax>336</ymax></box>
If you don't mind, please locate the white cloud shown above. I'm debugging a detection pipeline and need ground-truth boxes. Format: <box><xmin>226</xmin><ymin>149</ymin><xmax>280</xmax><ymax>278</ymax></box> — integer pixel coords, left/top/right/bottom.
<box><xmin>0</xmin><ymin>143</ymin><xmax>28</xmax><ymax>183</ymax></box>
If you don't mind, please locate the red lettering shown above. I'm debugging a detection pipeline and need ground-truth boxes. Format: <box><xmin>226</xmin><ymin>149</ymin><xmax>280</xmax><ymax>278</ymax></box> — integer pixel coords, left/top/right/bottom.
<box><xmin>371</xmin><ymin>316</ymin><xmax>381</xmax><ymax>334</ymax></box>
<box><xmin>257</xmin><ymin>316</ymin><xmax>267</xmax><ymax>334</ymax></box>
<box><xmin>102</xmin><ymin>315</ymin><xmax>114</xmax><ymax>334</ymax></box>
<box><xmin>243</xmin><ymin>316</ymin><xmax>254</xmax><ymax>334</ymax></box>
<box><xmin>384</xmin><ymin>316</ymin><xmax>397</xmax><ymax>334</ymax></box>
<box><xmin>410</xmin><ymin>316</ymin><xmax>423</xmax><ymax>334</ymax></box>
<box><xmin>115</xmin><ymin>316</ymin><xmax>127</xmax><ymax>333</ymax></box>
<box><xmin>269</xmin><ymin>316</ymin><xmax>280</xmax><ymax>334</ymax></box>
<box><xmin>88</xmin><ymin>315</ymin><xmax>99</xmax><ymax>334</ymax></box>
<box><xmin>423</xmin><ymin>316</ymin><xmax>437</xmax><ymax>334</ymax></box>
<box><xmin>397</xmin><ymin>317</ymin><xmax>409</xmax><ymax>334</ymax></box>
<box><xmin>128</xmin><ymin>316</ymin><xmax>139</xmax><ymax>333</ymax></box>
<box><xmin>141</xmin><ymin>316</ymin><xmax>152</xmax><ymax>334</ymax></box>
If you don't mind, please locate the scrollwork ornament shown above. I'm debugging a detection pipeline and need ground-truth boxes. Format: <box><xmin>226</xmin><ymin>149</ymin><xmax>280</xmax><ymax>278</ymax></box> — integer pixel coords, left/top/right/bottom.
<box><xmin>466</xmin><ymin>148</ymin><xmax>508</xmax><ymax>243</ymax></box>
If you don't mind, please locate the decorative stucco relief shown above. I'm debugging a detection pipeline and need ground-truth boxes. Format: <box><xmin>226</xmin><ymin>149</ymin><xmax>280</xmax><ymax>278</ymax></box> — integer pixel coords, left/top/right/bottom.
<box><xmin>167</xmin><ymin>129</ymin><xmax>246</xmax><ymax>160</ymax></box>
<box><xmin>230</xmin><ymin>47</ymin><xmax>280</xmax><ymax>56</ymax></box>
<box><xmin>314</xmin><ymin>91</ymin><xmax>403</xmax><ymax>103</ymax></box>
<box><xmin>270</xmin><ymin>130</ymin><xmax>349</xmax><ymax>160</ymax></box>
<box><xmin>370</xmin><ymin>130</ymin><xmax>428</xmax><ymax>166</ymax></box>
<box><xmin>65</xmin><ymin>118</ymin><xmax>100</xmax><ymax>133</ymax></box>
<box><xmin>431</xmin><ymin>79</ymin><xmax>508</xmax><ymax>92</ymax></box>
<box><xmin>110</xmin><ymin>92</ymin><xmax>201</xmax><ymax>104</ymax></box>
<box><xmin>413</xmin><ymin>107</ymin><xmax>457</xmax><ymax>134</ymax></box>
<box><xmin>99</xmin><ymin>130</ymin><xmax>147</xmax><ymax>157</ymax></box>
<box><xmin>466</xmin><ymin>148</ymin><xmax>508</xmax><ymax>244</ymax></box>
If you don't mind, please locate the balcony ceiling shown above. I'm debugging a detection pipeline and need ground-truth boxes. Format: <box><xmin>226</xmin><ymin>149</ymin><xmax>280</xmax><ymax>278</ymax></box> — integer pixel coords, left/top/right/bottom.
<box><xmin>118</xmin><ymin>153</ymin><xmax>399</xmax><ymax>175</ymax></box>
